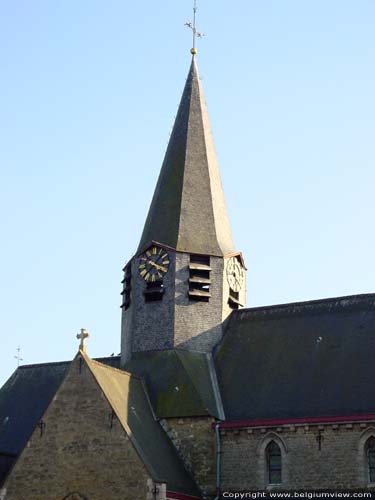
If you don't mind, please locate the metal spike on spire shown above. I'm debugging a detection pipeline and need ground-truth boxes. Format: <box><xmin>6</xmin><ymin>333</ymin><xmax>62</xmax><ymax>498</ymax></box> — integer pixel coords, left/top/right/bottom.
<box><xmin>14</xmin><ymin>346</ymin><xmax>23</xmax><ymax>367</ymax></box>
<box><xmin>185</xmin><ymin>0</ymin><xmax>205</xmax><ymax>55</ymax></box>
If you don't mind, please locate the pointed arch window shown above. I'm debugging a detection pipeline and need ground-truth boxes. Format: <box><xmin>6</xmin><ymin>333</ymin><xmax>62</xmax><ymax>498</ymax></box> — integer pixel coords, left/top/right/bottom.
<box><xmin>266</xmin><ymin>440</ymin><xmax>282</xmax><ymax>485</ymax></box>
<box><xmin>366</xmin><ymin>437</ymin><xmax>375</xmax><ymax>483</ymax></box>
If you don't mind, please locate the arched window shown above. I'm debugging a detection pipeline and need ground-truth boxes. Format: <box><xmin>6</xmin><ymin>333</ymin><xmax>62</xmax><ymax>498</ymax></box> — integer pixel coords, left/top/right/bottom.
<box><xmin>367</xmin><ymin>437</ymin><xmax>375</xmax><ymax>483</ymax></box>
<box><xmin>266</xmin><ymin>440</ymin><xmax>282</xmax><ymax>485</ymax></box>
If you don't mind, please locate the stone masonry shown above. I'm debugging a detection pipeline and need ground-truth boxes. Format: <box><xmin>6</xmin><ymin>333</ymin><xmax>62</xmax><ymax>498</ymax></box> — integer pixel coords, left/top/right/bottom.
<box><xmin>122</xmin><ymin>250</ymin><xmax>246</xmax><ymax>363</ymax></box>
<box><xmin>1</xmin><ymin>355</ymin><xmax>151</xmax><ymax>500</ymax></box>
<box><xmin>162</xmin><ymin>417</ymin><xmax>216</xmax><ymax>497</ymax></box>
<box><xmin>220</xmin><ymin>422</ymin><xmax>375</xmax><ymax>492</ymax></box>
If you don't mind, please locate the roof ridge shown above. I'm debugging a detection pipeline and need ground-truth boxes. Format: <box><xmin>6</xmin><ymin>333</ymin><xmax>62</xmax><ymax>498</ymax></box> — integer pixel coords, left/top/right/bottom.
<box><xmin>88</xmin><ymin>356</ymin><xmax>142</xmax><ymax>380</ymax></box>
<box><xmin>18</xmin><ymin>360</ymin><xmax>70</xmax><ymax>369</ymax></box>
<box><xmin>236</xmin><ymin>293</ymin><xmax>375</xmax><ymax>320</ymax></box>
<box><xmin>15</xmin><ymin>355</ymin><xmax>120</xmax><ymax>371</ymax></box>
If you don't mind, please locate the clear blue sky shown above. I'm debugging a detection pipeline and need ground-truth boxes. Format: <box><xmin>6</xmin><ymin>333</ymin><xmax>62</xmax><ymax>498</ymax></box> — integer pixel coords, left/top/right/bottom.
<box><xmin>1</xmin><ymin>1</ymin><xmax>374</xmax><ymax>385</ymax></box>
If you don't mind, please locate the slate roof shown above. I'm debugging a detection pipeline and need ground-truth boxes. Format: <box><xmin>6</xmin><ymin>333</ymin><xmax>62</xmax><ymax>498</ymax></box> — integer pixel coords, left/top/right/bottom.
<box><xmin>85</xmin><ymin>354</ymin><xmax>200</xmax><ymax>497</ymax></box>
<box><xmin>137</xmin><ymin>56</ymin><xmax>234</xmax><ymax>257</ymax></box>
<box><xmin>2</xmin><ymin>293</ymin><xmax>375</xmax><ymax>489</ymax></box>
<box><xmin>125</xmin><ymin>349</ymin><xmax>224</xmax><ymax>419</ymax></box>
<box><xmin>215</xmin><ymin>293</ymin><xmax>375</xmax><ymax>422</ymax></box>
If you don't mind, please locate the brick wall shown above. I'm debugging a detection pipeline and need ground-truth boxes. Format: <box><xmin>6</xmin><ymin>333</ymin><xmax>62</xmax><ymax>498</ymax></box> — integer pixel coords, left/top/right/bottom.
<box><xmin>221</xmin><ymin>422</ymin><xmax>375</xmax><ymax>491</ymax></box>
<box><xmin>2</xmin><ymin>355</ymin><xmax>151</xmax><ymax>500</ymax></box>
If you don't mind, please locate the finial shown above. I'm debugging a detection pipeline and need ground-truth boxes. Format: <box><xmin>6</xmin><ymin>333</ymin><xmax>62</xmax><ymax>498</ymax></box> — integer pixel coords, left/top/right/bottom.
<box><xmin>76</xmin><ymin>328</ymin><xmax>89</xmax><ymax>352</ymax></box>
<box><xmin>14</xmin><ymin>346</ymin><xmax>23</xmax><ymax>367</ymax></box>
<box><xmin>185</xmin><ymin>0</ymin><xmax>204</xmax><ymax>55</ymax></box>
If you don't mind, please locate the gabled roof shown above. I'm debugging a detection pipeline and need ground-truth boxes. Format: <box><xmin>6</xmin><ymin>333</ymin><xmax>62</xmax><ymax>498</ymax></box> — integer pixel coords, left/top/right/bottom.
<box><xmin>0</xmin><ymin>356</ymin><xmax>119</xmax><ymax>457</ymax></box>
<box><xmin>215</xmin><ymin>293</ymin><xmax>375</xmax><ymax>422</ymax></box>
<box><xmin>84</xmin><ymin>353</ymin><xmax>200</xmax><ymax>497</ymax></box>
<box><xmin>125</xmin><ymin>349</ymin><xmax>224</xmax><ymax>419</ymax></box>
<box><xmin>0</xmin><ymin>353</ymin><xmax>200</xmax><ymax>496</ymax></box>
<box><xmin>137</xmin><ymin>56</ymin><xmax>234</xmax><ymax>257</ymax></box>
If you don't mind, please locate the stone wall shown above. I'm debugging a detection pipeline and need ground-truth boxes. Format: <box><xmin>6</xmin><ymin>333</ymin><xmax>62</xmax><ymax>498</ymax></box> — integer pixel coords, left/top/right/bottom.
<box><xmin>121</xmin><ymin>251</ymin><xmax>177</xmax><ymax>364</ymax></box>
<box><xmin>2</xmin><ymin>356</ymin><xmax>151</xmax><ymax>500</ymax></box>
<box><xmin>162</xmin><ymin>417</ymin><xmax>216</xmax><ymax>498</ymax></box>
<box><xmin>221</xmin><ymin>422</ymin><xmax>375</xmax><ymax>492</ymax></box>
<box><xmin>174</xmin><ymin>254</ymin><xmax>225</xmax><ymax>352</ymax></box>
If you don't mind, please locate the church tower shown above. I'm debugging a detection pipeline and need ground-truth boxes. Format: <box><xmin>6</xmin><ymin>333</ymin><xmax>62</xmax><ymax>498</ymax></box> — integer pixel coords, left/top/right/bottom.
<box><xmin>121</xmin><ymin>55</ymin><xmax>246</xmax><ymax>364</ymax></box>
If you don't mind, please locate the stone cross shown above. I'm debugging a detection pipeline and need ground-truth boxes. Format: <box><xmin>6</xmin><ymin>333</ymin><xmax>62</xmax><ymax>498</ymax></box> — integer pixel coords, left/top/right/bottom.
<box><xmin>76</xmin><ymin>328</ymin><xmax>89</xmax><ymax>352</ymax></box>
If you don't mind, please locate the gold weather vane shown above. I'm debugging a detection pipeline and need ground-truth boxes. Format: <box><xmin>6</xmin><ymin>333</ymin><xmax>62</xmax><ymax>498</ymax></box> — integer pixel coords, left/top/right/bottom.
<box><xmin>185</xmin><ymin>0</ymin><xmax>205</xmax><ymax>55</ymax></box>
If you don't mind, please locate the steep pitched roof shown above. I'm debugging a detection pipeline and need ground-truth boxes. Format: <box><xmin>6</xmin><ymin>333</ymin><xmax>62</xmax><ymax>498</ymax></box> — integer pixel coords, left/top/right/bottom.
<box><xmin>0</xmin><ymin>353</ymin><xmax>200</xmax><ymax>496</ymax></box>
<box><xmin>137</xmin><ymin>56</ymin><xmax>234</xmax><ymax>257</ymax></box>
<box><xmin>0</xmin><ymin>348</ymin><xmax>222</xmax><ymax>474</ymax></box>
<box><xmin>215</xmin><ymin>293</ymin><xmax>375</xmax><ymax>422</ymax></box>
<box><xmin>125</xmin><ymin>349</ymin><xmax>224</xmax><ymax>419</ymax></box>
<box><xmin>0</xmin><ymin>356</ymin><xmax>119</xmax><ymax>457</ymax></box>
<box><xmin>84</xmin><ymin>354</ymin><xmax>200</xmax><ymax>497</ymax></box>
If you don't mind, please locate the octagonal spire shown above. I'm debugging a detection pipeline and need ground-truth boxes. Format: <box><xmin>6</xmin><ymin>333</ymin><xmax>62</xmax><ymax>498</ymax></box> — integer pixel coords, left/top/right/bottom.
<box><xmin>137</xmin><ymin>57</ymin><xmax>234</xmax><ymax>257</ymax></box>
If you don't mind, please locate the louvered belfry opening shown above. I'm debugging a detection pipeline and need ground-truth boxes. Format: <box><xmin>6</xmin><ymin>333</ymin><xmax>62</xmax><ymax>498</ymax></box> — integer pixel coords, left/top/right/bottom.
<box><xmin>144</xmin><ymin>280</ymin><xmax>164</xmax><ymax>302</ymax></box>
<box><xmin>228</xmin><ymin>289</ymin><xmax>240</xmax><ymax>310</ymax></box>
<box><xmin>121</xmin><ymin>264</ymin><xmax>131</xmax><ymax>311</ymax></box>
<box><xmin>188</xmin><ymin>255</ymin><xmax>211</xmax><ymax>302</ymax></box>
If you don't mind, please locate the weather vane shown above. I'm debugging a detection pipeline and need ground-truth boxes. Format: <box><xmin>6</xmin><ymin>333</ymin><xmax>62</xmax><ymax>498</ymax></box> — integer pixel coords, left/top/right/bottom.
<box><xmin>185</xmin><ymin>0</ymin><xmax>205</xmax><ymax>55</ymax></box>
<box><xmin>14</xmin><ymin>346</ymin><xmax>23</xmax><ymax>367</ymax></box>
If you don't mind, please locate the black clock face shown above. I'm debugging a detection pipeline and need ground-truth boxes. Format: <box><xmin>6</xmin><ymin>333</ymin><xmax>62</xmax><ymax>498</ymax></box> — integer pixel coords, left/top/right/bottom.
<box><xmin>138</xmin><ymin>246</ymin><xmax>170</xmax><ymax>282</ymax></box>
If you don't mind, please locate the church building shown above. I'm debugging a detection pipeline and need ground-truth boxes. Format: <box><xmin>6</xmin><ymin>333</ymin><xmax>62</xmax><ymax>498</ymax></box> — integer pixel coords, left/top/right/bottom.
<box><xmin>1</xmin><ymin>46</ymin><xmax>375</xmax><ymax>500</ymax></box>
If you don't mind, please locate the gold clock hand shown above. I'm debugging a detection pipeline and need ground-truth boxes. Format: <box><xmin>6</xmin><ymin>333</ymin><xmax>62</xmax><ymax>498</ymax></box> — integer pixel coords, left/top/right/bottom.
<box><xmin>148</xmin><ymin>260</ymin><xmax>167</xmax><ymax>273</ymax></box>
<box><xmin>155</xmin><ymin>263</ymin><xmax>168</xmax><ymax>273</ymax></box>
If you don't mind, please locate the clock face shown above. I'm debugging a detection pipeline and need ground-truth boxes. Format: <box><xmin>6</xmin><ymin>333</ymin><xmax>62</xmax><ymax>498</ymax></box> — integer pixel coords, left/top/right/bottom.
<box><xmin>226</xmin><ymin>256</ymin><xmax>245</xmax><ymax>292</ymax></box>
<box><xmin>138</xmin><ymin>246</ymin><xmax>170</xmax><ymax>282</ymax></box>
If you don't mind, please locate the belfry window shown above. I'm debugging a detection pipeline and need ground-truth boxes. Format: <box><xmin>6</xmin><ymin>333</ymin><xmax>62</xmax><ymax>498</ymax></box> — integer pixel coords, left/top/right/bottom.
<box><xmin>266</xmin><ymin>441</ymin><xmax>282</xmax><ymax>485</ymax></box>
<box><xmin>228</xmin><ymin>289</ymin><xmax>240</xmax><ymax>310</ymax></box>
<box><xmin>144</xmin><ymin>280</ymin><xmax>164</xmax><ymax>302</ymax></box>
<box><xmin>367</xmin><ymin>437</ymin><xmax>375</xmax><ymax>483</ymax></box>
<box><xmin>188</xmin><ymin>255</ymin><xmax>211</xmax><ymax>302</ymax></box>
<box><xmin>121</xmin><ymin>264</ymin><xmax>131</xmax><ymax>311</ymax></box>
